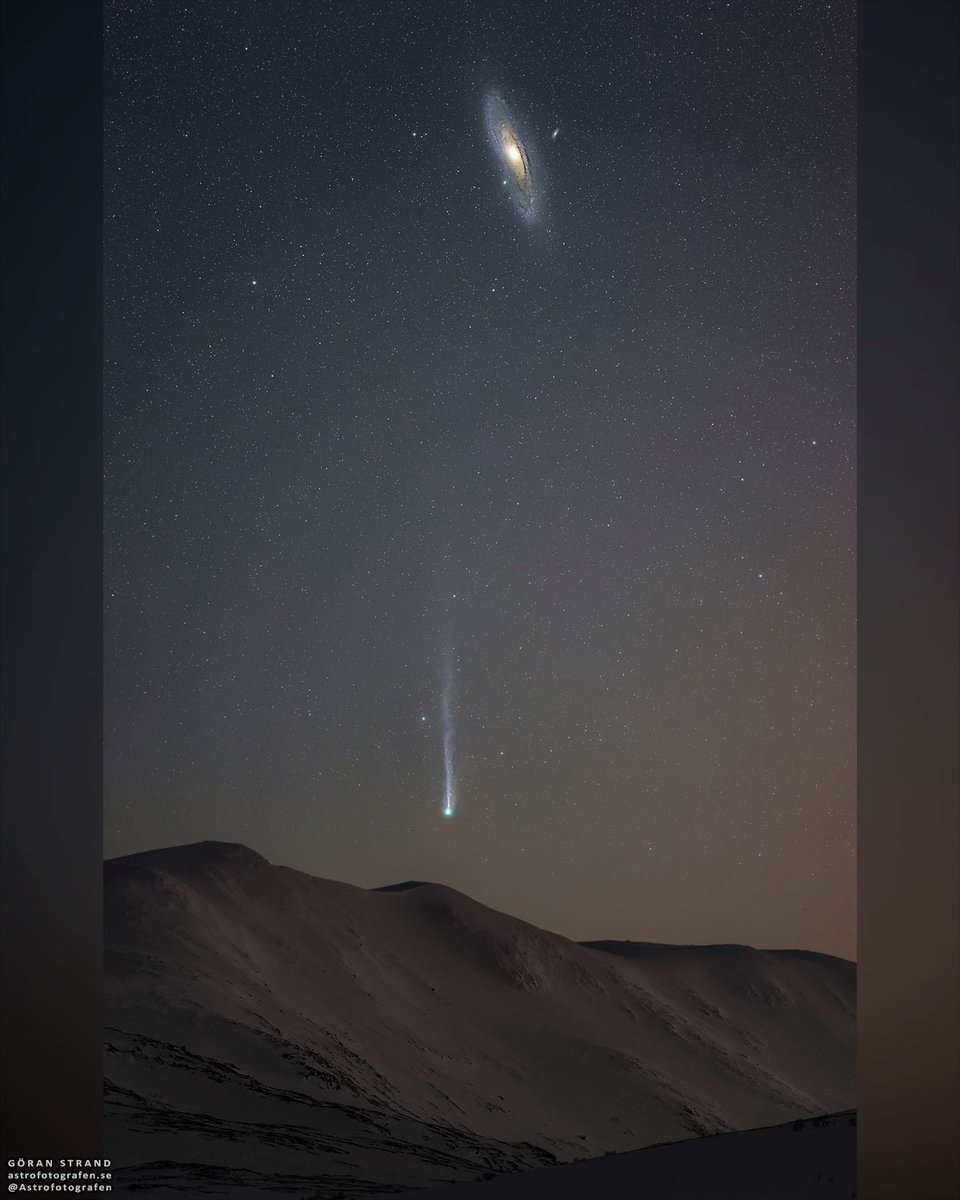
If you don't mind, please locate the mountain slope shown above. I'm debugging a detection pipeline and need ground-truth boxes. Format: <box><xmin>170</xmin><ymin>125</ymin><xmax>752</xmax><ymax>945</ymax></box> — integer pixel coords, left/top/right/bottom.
<box><xmin>370</xmin><ymin>1111</ymin><xmax>857</xmax><ymax>1200</ymax></box>
<box><xmin>105</xmin><ymin>841</ymin><xmax>855</xmax><ymax>1198</ymax></box>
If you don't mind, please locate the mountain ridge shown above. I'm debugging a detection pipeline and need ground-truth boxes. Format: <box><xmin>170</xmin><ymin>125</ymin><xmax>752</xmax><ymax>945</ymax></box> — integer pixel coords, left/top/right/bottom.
<box><xmin>108</xmin><ymin>840</ymin><xmax>854</xmax><ymax>961</ymax></box>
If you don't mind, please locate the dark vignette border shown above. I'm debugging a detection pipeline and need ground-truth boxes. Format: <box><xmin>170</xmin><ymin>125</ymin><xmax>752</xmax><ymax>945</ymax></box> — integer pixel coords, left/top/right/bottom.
<box><xmin>0</xmin><ymin>0</ymin><xmax>957</xmax><ymax>1193</ymax></box>
<box><xmin>858</xmin><ymin>2</ymin><xmax>960</xmax><ymax>1198</ymax></box>
<box><xmin>1</xmin><ymin>0</ymin><xmax>104</xmax><ymax>1157</ymax></box>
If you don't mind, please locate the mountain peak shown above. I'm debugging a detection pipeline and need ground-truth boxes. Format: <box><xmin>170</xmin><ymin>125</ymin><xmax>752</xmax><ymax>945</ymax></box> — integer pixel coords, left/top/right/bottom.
<box><xmin>107</xmin><ymin>840</ymin><xmax>271</xmax><ymax>875</ymax></box>
<box><xmin>372</xmin><ymin>879</ymin><xmax>434</xmax><ymax>892</ymax></box>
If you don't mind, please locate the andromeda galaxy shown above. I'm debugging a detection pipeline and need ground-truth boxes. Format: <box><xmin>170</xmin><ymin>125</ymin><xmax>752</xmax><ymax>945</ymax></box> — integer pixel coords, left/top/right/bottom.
<box><xmin>483</xmin><ymin>91</ymin><xmax>536</xmax><ymax>221</ymax></box>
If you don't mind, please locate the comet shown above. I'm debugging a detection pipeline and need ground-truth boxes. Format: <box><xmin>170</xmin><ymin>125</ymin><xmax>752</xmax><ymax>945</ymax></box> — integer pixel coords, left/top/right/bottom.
<box><xmin>441</xmin><ymin>650</ymin><xmax>457</xmax><ymax>818</ymax></box>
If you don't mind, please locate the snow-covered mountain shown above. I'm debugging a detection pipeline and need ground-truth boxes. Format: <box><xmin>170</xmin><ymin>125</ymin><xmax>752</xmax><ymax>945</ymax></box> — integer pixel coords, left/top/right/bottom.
<box><xmin>104</xmin><ymin>841</ymin><xmax>855</xmax><ymax>1198</ymax></box>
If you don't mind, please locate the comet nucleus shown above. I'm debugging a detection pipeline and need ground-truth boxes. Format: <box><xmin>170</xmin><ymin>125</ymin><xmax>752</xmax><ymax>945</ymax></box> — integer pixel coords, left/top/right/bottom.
<box><xmin>484</xmin><ymin>91</ymin><xmax>537</xmax><ymax>222</ymax></box>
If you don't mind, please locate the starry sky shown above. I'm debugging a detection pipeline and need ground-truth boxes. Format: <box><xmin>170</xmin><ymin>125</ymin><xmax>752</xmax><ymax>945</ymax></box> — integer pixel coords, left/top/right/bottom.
<box><xmin>104</xmin><ymin>0</ymin><xmax>856</xmax><ymax>959</ymax></box>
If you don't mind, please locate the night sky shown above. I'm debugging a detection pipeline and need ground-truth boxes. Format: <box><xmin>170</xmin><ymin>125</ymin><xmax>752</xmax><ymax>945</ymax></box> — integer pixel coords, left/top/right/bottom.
<box><xmin>104</xmin><ymin>0</ymin><xmax>856</xmax><ymax>958</ymax></box>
